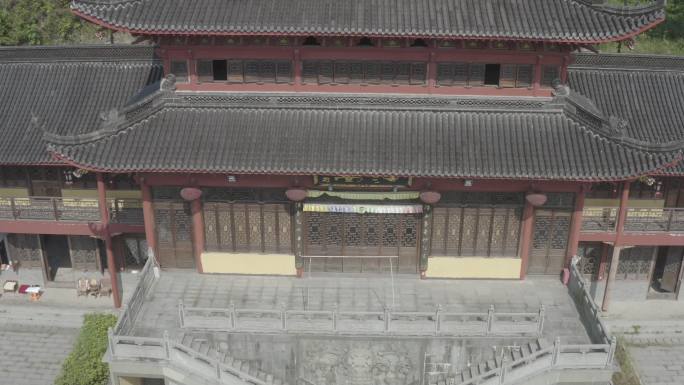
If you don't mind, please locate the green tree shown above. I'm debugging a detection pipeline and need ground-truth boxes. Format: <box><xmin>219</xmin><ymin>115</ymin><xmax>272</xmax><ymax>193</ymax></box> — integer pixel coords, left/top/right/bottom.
<box><xmin>55</xmin><ymin>313</ymin><xmax>117</xmax><ymax>385</ymax></box>
<box><xmin>0</xmin><ymin>0</ymin><xmax>94</xmax><ymax>45</ymax></box>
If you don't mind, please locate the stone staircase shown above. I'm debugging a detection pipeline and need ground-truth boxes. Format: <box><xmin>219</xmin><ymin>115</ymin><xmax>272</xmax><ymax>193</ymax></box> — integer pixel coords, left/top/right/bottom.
<box><xmin>426</xmin><ymin>339</ymin><xmax>550</xmax><ymax>385</ymax></box>
<box><xmin>179</xmin><ymin>333</ymin><xmax>290</xmax><ymax>385</ymax></box>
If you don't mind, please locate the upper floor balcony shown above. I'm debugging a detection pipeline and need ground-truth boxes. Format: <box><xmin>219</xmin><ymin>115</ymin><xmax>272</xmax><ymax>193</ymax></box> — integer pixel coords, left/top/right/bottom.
<box><xmin>581</xmin><ymin>207</ymin><xmax>684</xmax><ymax>233</ymax></box>
<box><xmin>0</xmin><ymin>196</ymin><xmax>144</xmax><ymax>225</ymax></box>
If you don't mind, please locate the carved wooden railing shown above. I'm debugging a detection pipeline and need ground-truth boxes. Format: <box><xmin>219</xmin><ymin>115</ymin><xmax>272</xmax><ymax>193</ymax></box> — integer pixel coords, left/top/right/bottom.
<box><xmin>582</xmin><ymin>206</ymin><xmax>684</xmax><ymax>233</ymax></box>
<box><xmin>113</xmin><ymin>255</ymin><xmax>159</xmax><ymax>336</ymax></box>
<box><xmin>624</xmin><ymin>207</ymin><xmax>684</xmax><ymax>233</ymax></box>
<box><xmin>0</xmin><ymin>196</ymin><xmax>101</xmax><ymax>221</ymax></box>
<box><xmin>108</xmin><ymin>198</ymin><xmax>144</xmax><ymax>225</ymax></box>
<box><xmin>179</xmin><ymin>302</ymin><xmax>545</xmax><ymax>337</ymax></box>
<box><xmin>581</xmin><ymin>207</ymin><xmax>617</xmax><ymax>232</ymax></box>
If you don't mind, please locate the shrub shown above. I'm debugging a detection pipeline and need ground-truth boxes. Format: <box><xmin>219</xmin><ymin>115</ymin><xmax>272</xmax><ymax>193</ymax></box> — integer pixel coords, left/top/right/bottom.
<box><xmin>55</xmin><ymin>313</ymin><xmax>117</xmax><ymax>385</ymax></box>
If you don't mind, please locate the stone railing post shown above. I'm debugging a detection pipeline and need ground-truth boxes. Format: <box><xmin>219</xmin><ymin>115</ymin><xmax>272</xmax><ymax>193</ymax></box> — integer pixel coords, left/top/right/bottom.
<box><xmin>163</xmin><ymin>330</ymin><xmax>171</xmax><ymax>360</ymax></box>
<box><xmin>537</xmin><ymin>305</ymin><xmax>545</xmax><ymax>336</ymax></box>
<box><xmin>498</xmin><ymin>354</ymin><xmax>507</xmax><ymax>385</ymax></box>
<box><xmin>281</xmin><ymin>303</ymin><xmax>287</xmax><ymax>331</ymax></box>
<box><xmin>606</xmin><ymin>336</ymin><xmax>617</xmax><ymax>368</ymax></box>
<box><xmin>384</xmin><ymin>306</ymin><xmax>391</xmax><ymax>333</ymax></box>
<box><xmin>435</xmin><ymin>304</ymin><xmax>442</xmax><ymax>335</ymax></box>
<box><xmin>178</xmin><ymin>300</ymin><xmax>185</xmax><ymax>328</ymax></box>
<box><xmin>332</xmin><ymin>304</ymin><xmax>338</xmax><ymax>332</ymax></box>
<box><xmin>107</xmin><ymin>327</ymin><xmax>116</xmax><ymax>357</ymax></box>
<box><xmin>486</xmin><ymin>305</ymin><xmax>495</xmax><ymax>335</ymax></box>
<box><xmin>551</xmin><ymin>337</ymin><xmax>561</xmax><ymax>366</ymax></box>
<box><xmin>229</xmin><ymin>302</ymin><xmax>236</xmax><ymax>330</ymax></box>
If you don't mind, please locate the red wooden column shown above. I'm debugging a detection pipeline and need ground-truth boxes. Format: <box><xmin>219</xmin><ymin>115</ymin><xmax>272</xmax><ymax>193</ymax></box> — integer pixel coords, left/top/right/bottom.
<box><xmin>565</xmin><ymin>185</ymin><xmax>587</xmax><ymax>266</ymax></box>
<box><xmin>190</xmin><ymin>198</ymin><xmax>205</xmax><ymax>273</ymax></box>
<box><xmin>601</xmin><ymin>181</ymin><xmax>631</xmax><ymax>312</ymax></box>
<box><xmin>518</xmin><ymin>200</ymin><xmax>535</xmax><ymax>280</ymax></box>
<box><xmin>140</xmin><ymin>179</ymin><xmax>157</xmax><ymax>261</ymax></box>
<box><xmin>97</xmin><ymin>173</ymin><xmax>122</xmax><ymax>308</ymax></box>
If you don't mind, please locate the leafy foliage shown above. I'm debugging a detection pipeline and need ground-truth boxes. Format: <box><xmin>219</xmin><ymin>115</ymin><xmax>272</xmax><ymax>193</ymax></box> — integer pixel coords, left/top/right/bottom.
<box><xmin>55</xmin><ymin>313</ymin><xmax>117</xmax><ymax>385</ymax></box>
<box><xmin>0</xmin><ymin>0</ymin><xmax>99</xmax><ymax>45</ymax></box>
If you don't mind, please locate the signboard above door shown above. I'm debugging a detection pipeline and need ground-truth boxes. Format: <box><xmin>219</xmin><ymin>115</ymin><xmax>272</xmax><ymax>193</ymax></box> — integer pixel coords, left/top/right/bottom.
<box><xmin>314</xmin><ymin>176</ymin><xmax>412</xmax><ymax>187</ymax></box>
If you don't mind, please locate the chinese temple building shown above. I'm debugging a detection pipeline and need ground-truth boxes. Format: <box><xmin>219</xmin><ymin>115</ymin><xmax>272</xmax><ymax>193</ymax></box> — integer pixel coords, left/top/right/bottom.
<box><xmin>0</xmin><ymin>0</ymin><xmax>682</xmax><ymax>319</ymax></box>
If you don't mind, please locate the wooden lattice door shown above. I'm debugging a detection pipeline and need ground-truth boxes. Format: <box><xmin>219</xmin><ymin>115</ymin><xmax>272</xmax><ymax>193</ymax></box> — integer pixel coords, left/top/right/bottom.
<box><xmin>528</xmin><ymin>209</ymin><xmax>572</xmax><ymax>275</ymax></box>
<box><xmin>661</xmin><ymin>247</ymin><xmax>684</xmax><ymax>293</ymax></box>
<box><xmin>154</xmin><ymin>201</ymin><xmax>195</xmax><ymax>269</ymax></box>
<box><xmin>304</xmin><ymin>212</ymin><xmax>419</xmax><ymax>274</ymax></box>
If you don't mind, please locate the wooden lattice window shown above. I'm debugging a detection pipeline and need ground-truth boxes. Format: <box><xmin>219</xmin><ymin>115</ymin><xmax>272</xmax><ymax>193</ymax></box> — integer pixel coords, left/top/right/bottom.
<box><xmin>431</xmin><ymin>205</ymin><xmax>522</xmax><ymax>257</ymax></box>
<box><xmin>68</xmin><ymin>236</ymin><xmax>99</xmax><ymax>271</ymax></box>
<box><xmin>301</xmin><ymin>60</ymin><xmax>427</xmax><ymax>85</ymax></box>
<box><xmin>204</xmin><ymin>202</ymin><xmax>292</xmax><ymax>254</ymax></box>
<box><xmin>577</xmin><ymin>242</ymin><xmax>602</xmax><ymax>277</ymax></box>
<box><xmin>541</xmin><ymin>65</ymin><xmax>560</xmax><ymax>87</ymax></box>
<box><xmin>197</xmin><ymin>59</ymin><xmax>292</xmax><ymax>83</ymax></box>
<box><xmin>170</xmin><ymin>60</ymin><xmax>188</xmax><ymax>82</ymax></box>
<box><xmin>6</xmin><ymin>234</ymin><xmax>42</xmax><ymax>268</ymax></box>
<box><xmin>615</xmin><ymin>247</ymin><xmax>655</xmax><ymax>280</ymax></box>
<box><xmin>0</xmin><ymin>167</ymin><xmax>27</xmax><ymax>188</ymax></box>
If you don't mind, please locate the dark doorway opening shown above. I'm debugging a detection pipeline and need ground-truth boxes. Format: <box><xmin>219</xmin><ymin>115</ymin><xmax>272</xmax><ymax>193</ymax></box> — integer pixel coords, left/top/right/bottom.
<box><xmin>650</xmin><ymin>246</ymin><xmax>684</xmax><ymax>299</ymax></box>
<box><xmin>484</xmin><ymin>64</ymin><xmax>501</xmax><ymax>86</ymax></box>
<box><xmin>212</xmin><ymin>60</ymin><xmax>228</xmax><ymax>81</ymax></box>
<box><xmin>0</xmin><ymin>239</ymin><xmax>8</xmax><ymax>265</ymax></box>
<box><xmin>42</xmin><ymin>235</ymin><xmax>71</xmax><ymax>281</ymax></box>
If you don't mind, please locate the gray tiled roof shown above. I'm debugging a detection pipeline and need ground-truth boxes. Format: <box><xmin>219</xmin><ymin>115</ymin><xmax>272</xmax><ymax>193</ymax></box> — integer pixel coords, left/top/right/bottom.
<box><xmin>0</xmin><ymin>45</ymin><xmax>163</xmax><ymax>165</ymax></box>
<box><xmin>47</xmin><ymin>89</ymin><xmax>678</xmax><ymax>181</ymax></box>
<box><xmin>569</xmin><ymin>53</ymin><xmax>684</xmax><ymax>144</ymax></box>
<box><xmin>71</xmin><ymin>0</ymin><xmax>665</xmax><ymax>43</ymax></box>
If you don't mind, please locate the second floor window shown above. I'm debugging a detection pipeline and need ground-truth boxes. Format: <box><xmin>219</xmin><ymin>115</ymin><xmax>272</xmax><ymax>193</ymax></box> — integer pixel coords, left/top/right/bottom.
<box><xmin>197</xmin><ymin>59</ymin><xmax>292</xmax><ymax>84</ymax></box>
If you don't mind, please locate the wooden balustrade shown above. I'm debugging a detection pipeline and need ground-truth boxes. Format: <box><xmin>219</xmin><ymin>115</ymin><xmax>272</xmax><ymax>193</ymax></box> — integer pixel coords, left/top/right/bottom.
<box><xmin>0</xmin><ymin>196</ymin><xmax>144</xmax><ymax>224</ymax></box>
<box><xmin>581</xmin><ymin>206</ymin><xmax>684</xmax><ymax>233</ymax></box>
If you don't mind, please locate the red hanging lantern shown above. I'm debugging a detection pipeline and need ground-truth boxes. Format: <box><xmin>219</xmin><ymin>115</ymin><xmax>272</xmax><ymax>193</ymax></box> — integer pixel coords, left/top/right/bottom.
<box><xmin>286</xmin><ymin>188</ymin><xmax>307</xmax><ymax>202</ymax></box>
<box><xmin>180</xmin><ymin>187</ymin><xmax>202</xmax><ymax>201</ymax></box>
<box><xmin>419</xmin><ymin>191</ymin><xmax>441</xmax><ymax>204</ymax></box>
<box><xmin>525</xmin><ymin>192</ymin><xmax>548</xmax><ymax>207</ymax></box>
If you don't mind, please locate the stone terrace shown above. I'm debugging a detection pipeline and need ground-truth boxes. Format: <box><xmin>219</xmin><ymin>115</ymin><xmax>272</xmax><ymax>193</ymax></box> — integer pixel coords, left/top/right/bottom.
<box><xmin>132</xmin><ymin>272</ymin><xmax>590</xmax><ymax>344</ymax></box>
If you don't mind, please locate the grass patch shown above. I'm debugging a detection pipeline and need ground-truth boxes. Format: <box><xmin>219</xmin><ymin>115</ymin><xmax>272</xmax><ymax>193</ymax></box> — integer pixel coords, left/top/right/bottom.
<box><xmin>55</xmin><ymin>313</ymin><xmax>117</xmax><ymax>385</ymax></box>
<box><xmin>612</xmin><ymin>336</ymin><xmax>642</xmax><ymax>385</ymax></box>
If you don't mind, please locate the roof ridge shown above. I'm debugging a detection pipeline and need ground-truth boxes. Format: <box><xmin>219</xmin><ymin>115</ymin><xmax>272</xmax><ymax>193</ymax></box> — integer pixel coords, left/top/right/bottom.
<box><xmin>0</xmin><ymin>44</ymin><xmax>158</xmax><ymax>63</ymax></box>
<box><xmin>572</xmin><ymin>52</ymin><xmax>684</xmax><ymax>72</ymax></box>
<box><xmin>70</xmin><ymin>0</ymin><xmax>665</xmax><ymax>43</ymax></box>
<box><xmin>574</xmin><ymin>0</ymin><xmax>666</xmax><ymax>17</ymax></box>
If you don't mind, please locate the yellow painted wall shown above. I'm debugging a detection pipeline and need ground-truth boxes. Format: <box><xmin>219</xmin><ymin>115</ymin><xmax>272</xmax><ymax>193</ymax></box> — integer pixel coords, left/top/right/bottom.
<box><xmin>61</xmin><ymin>189</ymin><xmax>98</xmax><ymax>199</ymax></box>
<box><xmin>585</xmin><ymin>198</ymin><xmax>664</xmax><ymax>209</ymax></box>
<box><xmin>118</xmin><ymin>377</ymin><xmax>142</xmax><ymax>385</ymax></box>
<box><xmin>107</xmin><ymin>190</ymin><xmax>142</xmax><ymax>199</ymax></box>
<box><xmin>201</xmin><ymin>252</ymin><xmax>296</xmax><ymax>276</ymax></box>
<box><xmin>0</xmin><ymin>187</ymin><xmax>29</xmax><ymax>198</ymax></box>
<box><xmin>425</xmin><ymin>257</ymin><xmax>521</xmax><ymax>279</ymax></box>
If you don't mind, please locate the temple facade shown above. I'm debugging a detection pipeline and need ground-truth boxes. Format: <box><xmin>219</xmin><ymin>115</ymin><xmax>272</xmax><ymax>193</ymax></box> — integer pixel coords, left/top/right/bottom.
<box><xmin>0</xmin><ymin>0</ymin><xmax>682</xmax><ymax>316</ymax></box>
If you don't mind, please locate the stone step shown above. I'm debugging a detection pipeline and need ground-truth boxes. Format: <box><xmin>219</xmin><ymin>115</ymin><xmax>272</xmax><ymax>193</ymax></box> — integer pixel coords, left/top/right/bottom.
<box><xmin>181</xmin><ymin>334</ymin><xmax>289</xmax><ymax>385</ymax></box>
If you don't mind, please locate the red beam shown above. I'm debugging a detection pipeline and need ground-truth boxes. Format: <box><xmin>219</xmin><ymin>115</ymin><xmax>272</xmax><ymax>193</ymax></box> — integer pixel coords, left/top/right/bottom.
<box><xmin>0</xmin><ymin>221</ymin><xmax>95</xmax><ymax>235</ymax></box>
<box><xmin>139</xmin><ymin>173</ymin><xmax>584</xmax><ymax>193</ymax></box>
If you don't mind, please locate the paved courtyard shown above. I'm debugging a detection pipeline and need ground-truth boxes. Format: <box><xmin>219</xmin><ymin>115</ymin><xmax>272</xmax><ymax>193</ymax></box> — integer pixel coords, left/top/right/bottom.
<box><xmin>631</xmin><ymin>345</ymin><xmax>684</xmax><ymax>385</ymax></box>
<box><xmin>0</xmin><ymin>270</ymin><xmax>138</xmax><ymax>385</ymax></box>
<box><xmin>134</xmin><ymin>271</ymin><xmax>591</xmax><ymax>344</ymax></box>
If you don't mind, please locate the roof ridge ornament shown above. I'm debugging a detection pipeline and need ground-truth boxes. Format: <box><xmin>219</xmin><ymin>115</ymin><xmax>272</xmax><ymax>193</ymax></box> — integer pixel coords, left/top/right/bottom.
<box><xmin>160</xmin><ymin>74</ymin><xmax>176</xmax><ymax>92</ymax></box>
